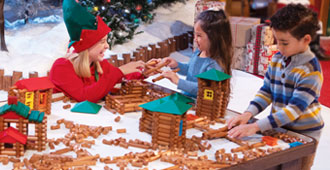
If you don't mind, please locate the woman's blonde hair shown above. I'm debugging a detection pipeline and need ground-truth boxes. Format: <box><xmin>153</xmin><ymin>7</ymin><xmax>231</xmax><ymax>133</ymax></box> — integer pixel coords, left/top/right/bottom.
<box><xmin>66</xmin><ymin>50</ymin><xmax>103</xmax><ymax>78</ymax></box>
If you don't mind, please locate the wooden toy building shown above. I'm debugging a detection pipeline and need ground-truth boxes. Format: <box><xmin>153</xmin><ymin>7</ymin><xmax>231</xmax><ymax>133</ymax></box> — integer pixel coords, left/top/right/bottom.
<box><xmin>0</xmin><ymin>96</ymin><xmax>47</xmax><ymax>157</ymax></box>
<box><xmin>105</xmin><ymin>80</ymin><xmax>151</xmax><ymax>114</ymax></box>
<box><xmin>8</xmin><ymin>77</ymin><xmax>55</xmax><ymax>115</ymax></box>
<box><xmin>195</xmin><ymin>69</ymin><xmax>231</xmax><ymax>120</ymax></box>
<box><xmin>139</xmin><ymin>93</ymin><xmax>193</xmax><ymax>149</ymax></box>
<box><xmin>105</xmin><ymin>80</ymin><xmax>171</xmax><ymax>114</ymax></box>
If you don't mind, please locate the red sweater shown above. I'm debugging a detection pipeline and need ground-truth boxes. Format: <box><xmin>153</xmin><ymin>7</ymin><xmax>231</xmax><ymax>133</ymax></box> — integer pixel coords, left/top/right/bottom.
<box><xmin>49</xmin><ymin>58</ymin><xmax>124</xmax><ymax>102</ymax></box>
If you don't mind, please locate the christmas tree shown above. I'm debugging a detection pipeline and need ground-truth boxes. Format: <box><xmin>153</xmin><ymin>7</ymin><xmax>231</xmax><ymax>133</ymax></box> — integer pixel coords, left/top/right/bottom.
<box><xmin>78</xmin><ymin>0</ymin><xmax>186</xmax><ymax>49</ymax></box>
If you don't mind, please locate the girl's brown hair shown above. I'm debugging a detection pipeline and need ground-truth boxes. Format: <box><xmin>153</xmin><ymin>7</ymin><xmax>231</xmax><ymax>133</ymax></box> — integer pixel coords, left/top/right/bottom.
<box><xmin>196</xmin><ymin>9</ymin><xmax>233</xmax><ymax>77</ymax></box>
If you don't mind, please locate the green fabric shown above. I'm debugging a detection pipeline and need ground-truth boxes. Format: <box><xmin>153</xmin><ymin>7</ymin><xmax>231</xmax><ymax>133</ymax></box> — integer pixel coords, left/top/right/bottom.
<box><xmin>195</xmin><ymin>68</ymin><xmax>231</xmax><ymax>82</ymax></box>
<box><xmin>63</xmin><ymin>0</ymin><xmax>97</xmax><ymax>42</ymax></box>
<box><xmin>71</xmin><ymin>101</ymin><xmax>102</xmax><ymax>114</ymax></box>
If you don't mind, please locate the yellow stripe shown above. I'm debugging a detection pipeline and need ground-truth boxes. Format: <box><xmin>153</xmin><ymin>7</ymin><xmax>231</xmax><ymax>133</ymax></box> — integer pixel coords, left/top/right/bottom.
<box><xmin>302</xmin><ymin>72</ymin><xmax>323</xmax><ymax>82</ymax></box>
<box><xmin>300</xmin><ymin>107</ymin><xmax>321</xmax><ymax>119</ymax></box>
<box><xmin>256</xmin><ymin>94</ymin><xmax>271</xmax><ymax>104</ymax></box>
<box><xmin>291</xmin><ymin>68</ymin><xmax>305</xmax><ymax>75</ymax></box>
<box><xmin>283</xmin><ymin>108</ymin><xmax>295</xmax><ymax>121</ymax></box>
<box><xmin>270</xmin><ymin>62</ymin><xmax>281</xmax><ymax>68</ymax></box>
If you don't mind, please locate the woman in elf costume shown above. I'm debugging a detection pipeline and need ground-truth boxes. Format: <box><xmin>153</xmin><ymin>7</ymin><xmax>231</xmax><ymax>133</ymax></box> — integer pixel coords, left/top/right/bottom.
<box><xmin>50</xmin><ymin>0</ymin><xmax>144</xmax><ymax>102</ymax></box>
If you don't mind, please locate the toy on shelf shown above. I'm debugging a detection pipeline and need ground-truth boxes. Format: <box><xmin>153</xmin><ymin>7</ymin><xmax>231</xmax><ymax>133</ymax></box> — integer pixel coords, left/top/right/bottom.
<box><xmin>0</xmin><ymin>96</ymin><xmax>47</xmax><ymax>157</ymax></box>
<box><xmin>195</xmin><ymin>69</ymin><xmax>231</xmax><ymax>120</ymax></box>
<box><xmin>139</xmin><ymin>93</ymin><xmax>193</xmax><ymax>149</ymax></box>
<box><xmin>8</xmin><ymin>77</ymin><xmax>55</xmax><ymax>115</ymax></box>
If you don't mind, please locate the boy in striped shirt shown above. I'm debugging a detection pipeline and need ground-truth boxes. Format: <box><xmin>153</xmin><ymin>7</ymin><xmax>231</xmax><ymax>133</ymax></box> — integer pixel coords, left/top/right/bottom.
<box><xmin>227</xmin><ymin>4</ymin><xmax>323</xmax><ymax>170</ymax></box>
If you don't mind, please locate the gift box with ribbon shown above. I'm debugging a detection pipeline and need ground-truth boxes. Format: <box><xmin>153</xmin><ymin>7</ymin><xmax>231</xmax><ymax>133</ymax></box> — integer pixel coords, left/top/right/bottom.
<box><xmin>245</xmin><ymin>42</ymin><xmax>278</xmax><ymax>76</ymax></box>
<box><xmin>251</xmin><ymin>24</ymin><xmax>275</xmax><ymax>46</ymax></box>
<box><xmin>230</xmin><ymin>16</ymin><xmax>260</xmax><ymax>47</ymax></box>
<box><xmin>233</xmin><ymin>47</ymin><xmax>247</xmax><ymax>70</ymax></box>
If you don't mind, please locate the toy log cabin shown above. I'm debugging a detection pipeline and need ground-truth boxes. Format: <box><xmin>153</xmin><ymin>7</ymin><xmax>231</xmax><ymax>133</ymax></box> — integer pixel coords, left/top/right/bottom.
<box><xmin>139</xmin><ymin>93</ymin><xmax>194</xmax><ymax>134</ymax></box>
<box><xmin>0</xmin><ymin>96</ymin><xmax>47</xmax><ymax>157</ymax></box>
<box><xmin>195</xmin><ymin>69</ymin><xmax>231</xmax><ymax>120</ymax></box>
<box><xmin>8</xmin><ymin>77</ymin><xmax>55</xmax><ymax>115</ymax></box>
<box><xmin>139</xmin><ymin>93</ymin><xmax>193</xmax><ymax>149</ymax></box>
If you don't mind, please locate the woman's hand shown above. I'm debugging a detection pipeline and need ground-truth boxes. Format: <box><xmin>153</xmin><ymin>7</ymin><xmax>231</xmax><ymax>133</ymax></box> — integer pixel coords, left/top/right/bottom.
<box><xmin>119</xmin><ymin>60</ymin><xmax>145</xmax><ymax>75</ymax></box>
<box><xmin>160</xmin><ymin>57</ymin><xmax>178</xmax><ymax>69</ymax></box>
<box><xmin>227</xmin><ymin>123</ymin><xmax>260</xmax><ymax>138</ymax></box>
<box><xmin>227</xmin><ymin>111</ymin><xmax>253</xmax><ymax>129</ymax></box>
<box><xmin>162</xmin><ymin>70</ymin><xmax>179</xmax><ymax>85</ymax></box>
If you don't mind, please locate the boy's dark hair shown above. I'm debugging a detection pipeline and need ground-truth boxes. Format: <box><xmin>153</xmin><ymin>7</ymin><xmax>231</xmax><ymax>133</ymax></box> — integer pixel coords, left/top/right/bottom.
<box><xmin>197</xmin><ymin>9</ymin><xmax>232</xmax><ymax>77</ymax></box>
<box><xmin>270</xmin><ymin>3</ymin><xmax>320</xmax><ymax>40</ymax></box>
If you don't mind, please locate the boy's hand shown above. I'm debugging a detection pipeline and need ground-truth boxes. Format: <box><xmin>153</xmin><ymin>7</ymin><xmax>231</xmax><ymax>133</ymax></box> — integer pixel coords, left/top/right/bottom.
<box><xmin>162</xmin><ymin>70</ymin><xmax>179</xmax><ymax>85</ymax></box>
<box><xmin>227</xmin><ymin>111</ymin><xmax>253</xmax><ymax>129</ymax></box>
<box><xmin>227</xmin><ymin>123</ymin><xmax>260</xmax><ymax>138</ymax></box>
<box><xmin>119</xmin><ymin>60</ymin><xmax>145</xmax><ymax>75</ymax></box>
<box><xmin>161</xmin><ymin>57</ymin><xmax>178</xmax><ymax>68</ymax></box>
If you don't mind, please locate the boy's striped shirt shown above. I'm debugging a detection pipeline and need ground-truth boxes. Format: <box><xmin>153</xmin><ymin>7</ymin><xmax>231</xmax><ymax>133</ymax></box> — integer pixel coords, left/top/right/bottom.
<box><xmin>246</xmin><ymin>48</ymin><xmax>324</xmax><ymax>132</ymax></box>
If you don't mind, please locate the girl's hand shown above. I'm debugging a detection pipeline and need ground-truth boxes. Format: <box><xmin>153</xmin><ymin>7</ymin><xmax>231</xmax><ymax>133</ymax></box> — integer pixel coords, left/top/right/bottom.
<box><xmin>162</xmin><ymin>70</ymin><xmax>179</xmax><ymax>85</ymax></box>
<box><xmin>146</xmin><ymin>58</ymin><xmax>161</xmax><ymax>66</ymax></box>
<box><xmin>160</xmin><ymin>57</ymin><xmax>178</xmax><ymax>69</ymax></box>
<box><xmin>227</xmin><ymin>123</ymin><xmax>260</xmax><ymax>138</ymax></box>
<box><xmin>227</xmin><ymin>111</ymin><xmax>253</xmax><ymax>129</ymax></box>
<box><xmin>119</xmin><ymin>60</ymin><xmax>145</xmax><ymax>75</ymax></box>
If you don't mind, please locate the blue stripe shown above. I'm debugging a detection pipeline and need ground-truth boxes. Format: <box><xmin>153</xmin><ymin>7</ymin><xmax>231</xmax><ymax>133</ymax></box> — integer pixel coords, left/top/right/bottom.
<box><xmin>289</xmin><ymin>97</ymin><xmax>308</xmax><ymax>111</ymax></box>
<box><xmin>260</xmin><ymin>85</ymin><xmax>271</xmax><ymax>94</ymax></box>
<box><xmin>286</xmin><ymin>123</ymin><xmax>324</xmax><ymax>132</ymax></box>
<box><xmin>269</xmin><ymin>79</ymin><xmax>295</xmax><ymax>89</ymax></box>
<box><xmin>296</xmin><ymin>86</ymin><xmax>316</xmax><ymax>97</ymax></box>
<box><xmin>268</xmin><ymin>114</ymin><xmax>278</xmax><ymax>128</ymax></box>
<box><xmin>309</xmin><ymin>58</ymin><xmax>321</xmax><ymax>72</ymax></box>
<box><xmin>273</xmin><ymin>94</ymin><xmax>290</xmax><ymax>104</ymax></box>
<box><xmin>250</xmin><ymin>101</ymin><xmax>262</xmax><ymax>113</ymax></box>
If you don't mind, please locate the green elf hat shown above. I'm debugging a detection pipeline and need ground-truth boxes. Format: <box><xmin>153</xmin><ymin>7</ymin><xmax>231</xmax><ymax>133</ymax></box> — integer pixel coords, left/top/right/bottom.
<box><xmin>63</xmin><ymin>0</ymin><xmax>111</xmax><ymax>53</ymax></box>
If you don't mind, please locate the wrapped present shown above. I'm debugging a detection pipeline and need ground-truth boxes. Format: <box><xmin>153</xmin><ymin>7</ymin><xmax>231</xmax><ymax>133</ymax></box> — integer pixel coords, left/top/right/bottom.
<box><xmin>246</xmin><ymin>43</ymin><xmax>278</xmax><ymax>76</ymax></box>
<box><xmin>251</xmin><ymin>24</ymin><xmax>274</xmax><ymax>46</ymax></box>
<box><xmin>230</xmin><ymin>16</ymin><xmax>260</xmax><ymax>47</ymax></box>
<box><xmin>194</xmin><ymin>0</ymin><xmax>226</xmax><ymax>23</ymax></box>
<box><xmin>233</xmin><ymin>47</ymin><xmax>247</xmax><ymax>70</ymax></box>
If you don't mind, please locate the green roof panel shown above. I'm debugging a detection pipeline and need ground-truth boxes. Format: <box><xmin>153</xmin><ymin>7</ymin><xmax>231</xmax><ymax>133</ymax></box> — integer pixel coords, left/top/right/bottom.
<box><xmin>71</xmin><ymin>101</ymin><xmax>102</xmax><ymax>114</ymax></box>
<box><xmin>140</xmin><ymin>93</ymin><xmax>192</xmax><ymax>115</ymax></box>
<box><xmin>37</xmin><ymin>112</ymin><xmax>45</xmax><ymax>123</ymax></box>
<box><xmin>195</xmin><ymin>68</ymin><xmax>231</xmax><ymax>81</ymax></box>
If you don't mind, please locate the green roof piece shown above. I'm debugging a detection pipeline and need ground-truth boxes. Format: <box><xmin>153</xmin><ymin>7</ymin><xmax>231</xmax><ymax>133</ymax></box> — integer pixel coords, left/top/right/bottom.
<box><xmin>12</xmin><ymin>102</ymin><xmax>30</xmax><ymax>118</ymax></box>
<box><xmin>71</xmin><ymin>101</ymin><xmax>102</xmax><ymax>114</ymax></box>
<box><xmin>37</xmin><ymin>112</ymin><xmax>45</xmax><ymax>123</ymax></box>
<box><xmin>28</xmin><ymin>110</ymin><xmax>39</xmax><ymax>122</ymax></box>
<box><xmin>161</xmin><ymin>93</ymin><xmax>194</xmax><ymax>104</ymax></box>
<box><xmin>195</xmin><ymin>68</ymin><xmax>231</xmax><ymax>82</ymax></box>
<box><xmin>139</xmin><ymin>94</ymin><xmax>192</xmax><ymax>115</ymax></box>
<box><xmin>0</xmin><ymin>102</ymin><xmax>30</xmax><ymax>118</ymax></box>
<box><xmin>0</xmin><ymin>104</ymin><xmax>11</xmax><ymax>115</ymax></box>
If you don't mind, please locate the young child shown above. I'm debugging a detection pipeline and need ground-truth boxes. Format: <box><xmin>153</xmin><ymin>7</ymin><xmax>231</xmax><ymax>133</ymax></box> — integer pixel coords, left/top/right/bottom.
<box><xmin>49</xmin><ymin>0</ymin><xmax>144</xmax><ymax>103</ymax></box>
<box><xmin>227</xmin><ymin>4</ymin><xmax>323</xmax><ymax>170</ymax></box>
<box><xmin>157</xmin><ymin>9</ymin><xmax>233</xmax><ymax>98</ymax></box>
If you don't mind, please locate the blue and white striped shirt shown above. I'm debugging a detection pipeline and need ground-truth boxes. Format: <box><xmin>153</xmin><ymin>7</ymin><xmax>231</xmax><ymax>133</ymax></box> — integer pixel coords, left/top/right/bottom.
<box><xmin>246</xmin><ymin>47</ymin><xmax>324</xmax><ymax>132</ymax></box>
